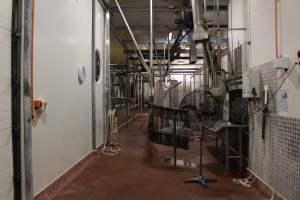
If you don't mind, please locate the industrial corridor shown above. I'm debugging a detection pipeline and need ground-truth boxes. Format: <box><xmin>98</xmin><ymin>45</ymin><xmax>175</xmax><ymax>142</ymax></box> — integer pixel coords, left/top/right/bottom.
<box><xmin>52</xmin><ymin>115</ymin><xmax>266</xmax><ymax>200</ymax></box>
<box><xmin>1</xmin><ymin>0</ymin><xmax>300</xmax><ymax>200</ymax></box>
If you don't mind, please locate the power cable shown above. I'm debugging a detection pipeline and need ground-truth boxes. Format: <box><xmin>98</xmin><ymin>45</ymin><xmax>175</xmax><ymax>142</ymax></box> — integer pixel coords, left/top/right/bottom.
<box><xmin>249</xmin><ymin>99</ymin><xmax>255</xmax><ymax>133</ymax></box>
<box><xmin>233</xmin><ymin>175</ymin><xmax>256</xmax><ymax>188</ymax></box>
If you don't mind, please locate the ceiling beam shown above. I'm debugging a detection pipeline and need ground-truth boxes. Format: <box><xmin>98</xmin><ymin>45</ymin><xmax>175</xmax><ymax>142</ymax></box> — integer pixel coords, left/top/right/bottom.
<box><xmin>110</xmin><ymin>5</ymin><xmax>188</xmax><ymax>13</ymax></box>
<box><xmin>120</xmin><ymin>36</ymin><xmax>228</xmax><ymax>45</ymax></box>
<box><xmin>113</xmin><ymin>24</ymin><xmax>229</xmax><ymax>34</ymax></box>
<box><xmin>110</xmin><ymin>24</ymin><xmax>128</xmax><ymax>50</ymax></box>
<box><xmin>152</xmin><ymin>68</ymin><xmax>200</xmax><ymax>71</ymax></box>
<box><xmin>121</xmin><ymin>39</ymin><xmax>189</xmax><ymax>45</ymax></box>
<box><xmin>114</xmin><ymin>25</ymin><xmax>178</xmax><ymax>31</ymax></box>
<box><xmin>128</xmin><ymin>56</ymin><xmax>204</xmax><ymax>60</ymax></box>
<box><xmin>110</xmin><ymin>5</ymin><xmax>228</xmax><ymax>13</ymax></box>
<box><xmin>124</xmin><ymin>49</ymin><xmax>191</xmax><ymax>55</ymax></box>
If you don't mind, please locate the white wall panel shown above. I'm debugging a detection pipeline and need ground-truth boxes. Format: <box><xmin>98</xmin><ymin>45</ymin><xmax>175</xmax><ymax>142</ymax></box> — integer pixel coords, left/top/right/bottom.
<box><xmin>32</xmin><ymin>0</ymin><xmax>93</xmax><ymax>195</ymax></box>
<box><xmin>0</xmin><ymin>0</ymin><xmax>13</xmax><ymax>199</ymax></box>
<box><xmin>228</xmin><ymin>0</ymin><xmax>246</xmax><ymax>51</ymax></box>
<box><xmin>0</xmin><ymin>0</ymin><xmax>12</xmax><ymax>30</ymax></box>
<box><xmin>280</xmin><ymin>0</ymin><xmax>300</xmax><ymax>118</ymax></box>
<box><xmin>247</xmin><ymin>0</ymin><xmax>276</xmax><ymax>67</ymax></box>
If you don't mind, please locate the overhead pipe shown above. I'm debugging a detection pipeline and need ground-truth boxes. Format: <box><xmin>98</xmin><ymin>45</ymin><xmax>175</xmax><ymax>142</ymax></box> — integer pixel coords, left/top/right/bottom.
<box><xmin>114</xmin><ymin>0</ymin><xmax>151</xmax><ymax>74</ymax></box>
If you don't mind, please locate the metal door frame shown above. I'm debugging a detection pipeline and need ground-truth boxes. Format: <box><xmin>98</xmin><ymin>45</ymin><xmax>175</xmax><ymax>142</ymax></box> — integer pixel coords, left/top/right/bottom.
<box><xmin>92</xmin><ymin>0</ymin><xmax>110</xmax><ymax>150</ymax></box>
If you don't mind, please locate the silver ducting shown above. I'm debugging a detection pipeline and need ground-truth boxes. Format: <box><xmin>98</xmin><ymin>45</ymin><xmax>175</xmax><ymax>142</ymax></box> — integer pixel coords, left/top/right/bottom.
<box><xmin>191</xmin><ymin>0</ymin><xmax>208</xmax><ymax>42</ymax></box>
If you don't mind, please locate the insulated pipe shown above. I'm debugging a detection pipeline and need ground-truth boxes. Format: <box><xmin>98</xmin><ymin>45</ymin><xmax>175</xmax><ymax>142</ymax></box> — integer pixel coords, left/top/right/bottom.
<box><xmin>114</xmin><ymin>0</ymin><xmax>151</xmax><ymax>74</ymax></box>
<box><xmin>275</xmin><ymin>0</ymin><xmax>282</xmax><ymax>58</ymax></box>
<box><xmin>191</xmin><ymin>0</ymin><xmax>208</xmax><ymax>42</ymax></box>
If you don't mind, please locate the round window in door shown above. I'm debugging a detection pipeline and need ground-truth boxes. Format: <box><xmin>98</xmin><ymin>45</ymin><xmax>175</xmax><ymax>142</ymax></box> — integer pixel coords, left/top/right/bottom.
<box><xmin>95</xmin><ymin>49</ymin><xmax>101</xmax><ymax>82</ymax></box>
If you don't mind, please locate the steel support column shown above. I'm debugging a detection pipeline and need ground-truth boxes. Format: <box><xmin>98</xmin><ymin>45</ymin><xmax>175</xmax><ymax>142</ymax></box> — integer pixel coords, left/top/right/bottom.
<box><xmin>23</xmin><ymin>0</ymin><xmax>34</xmax><ymax>199</ymax></box>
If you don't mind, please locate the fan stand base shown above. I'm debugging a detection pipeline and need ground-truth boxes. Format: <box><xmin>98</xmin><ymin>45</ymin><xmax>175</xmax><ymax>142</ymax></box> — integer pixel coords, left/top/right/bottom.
<box><xmin>185</xmin><ymin>176</ymin><xmax>217</xmax><ymax>187</ymax></box>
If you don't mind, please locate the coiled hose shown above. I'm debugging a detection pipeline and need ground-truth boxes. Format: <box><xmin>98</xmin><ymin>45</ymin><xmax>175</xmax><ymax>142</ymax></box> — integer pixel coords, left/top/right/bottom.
<box><xmin>102</xmin><ymin>109</ymin><xmax>121</xmax><ymax>155</ymax></box>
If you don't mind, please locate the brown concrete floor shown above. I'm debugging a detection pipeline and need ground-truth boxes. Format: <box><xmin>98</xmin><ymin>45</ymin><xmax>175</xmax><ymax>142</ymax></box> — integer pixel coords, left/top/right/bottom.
<box><xmin>53</xmin><ymin>115</ymin><xmax>267</xmax><ymax>200</ymax></box>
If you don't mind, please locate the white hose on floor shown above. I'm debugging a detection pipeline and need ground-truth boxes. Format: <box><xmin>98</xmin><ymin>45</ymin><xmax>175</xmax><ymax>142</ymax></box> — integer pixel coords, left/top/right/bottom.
<box><xmin>270</xmin><ymin>192</ymin><xmax>274</xmax><ymax>200</ymax></box>
<box><xmin>233</xmin><ymin>175</ymin><xmax>256</xmax><ymax>188</ymax></box>
<box><xmin>102</xmin><ymin>109</ymin><xmax>121</xmax><ymax>156</ymax></box>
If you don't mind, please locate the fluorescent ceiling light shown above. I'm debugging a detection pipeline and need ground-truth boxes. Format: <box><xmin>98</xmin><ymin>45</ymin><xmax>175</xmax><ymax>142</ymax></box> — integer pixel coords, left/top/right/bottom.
<box><xmin>168</xmin><ymin>32</ymin><xmax>173</xmax><ymax>41</ymax></box>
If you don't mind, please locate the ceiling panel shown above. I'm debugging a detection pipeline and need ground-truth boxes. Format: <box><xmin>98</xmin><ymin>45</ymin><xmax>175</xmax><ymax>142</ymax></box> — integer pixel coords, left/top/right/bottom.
<box><xmin>110</xmin><ymin>0</ymin><xmax>228</xmax><ymax>64</ymax></box>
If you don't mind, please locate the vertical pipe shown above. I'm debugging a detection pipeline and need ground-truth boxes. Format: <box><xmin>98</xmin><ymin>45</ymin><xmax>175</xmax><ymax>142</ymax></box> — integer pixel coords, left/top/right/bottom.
<box><xmin>183</xmin><ymin>74</ymin><xmax>186</xmax><ymax>95</ymax></box>
<box><xmin>193</xmin><ymin>76</ymin><xmax>196</xmax><ymax>104</ymax></box>
<box><xmin>140</xmin><ymin>75</ymin><xmax>143</xmax><ymax>112</ymax></box>
<box><xmin>225</xmin><ymin>127</ymin><xmax>229</xmax><ymax>174</ymax></box>
<box><xmin>275</xmin><ymin>0</ymin><xmax>282</xmax><ymax>58</ymax></box>
<box><xmin>168</xmin><ymin>40</ymin><xmax>170</xmax><ymax>66</ymax></box>
<box><xmin>31</xmin><ymin>0</ymin><xmax>35</xmax><ymax>121</ymax></box>
<box><xmin>217</xmin><ymin>0</ymin><xmax>221</xmax><ymax>70</ymax></box>
<box><xmin>104</xmin><ymin>11</ymin><xmax>111</xmax><ymax>137</ymax></box>
<box><xmin>12</xmin><ymin>0</ymin><xmax>23</xmax><ymax>198</ymax></box>
<box><xmin>190</xmin><ymin>76</ymin><xmax>192</xmax><ymax>91</ymax></box>
<box><xmin>23</xmin><ymin>0</ymin><xmax>34</xmax><ymax>198</ymax></box>
<box><xmin>137</xmin><ymin>74</ymin><xmax>139</xmax><ymax>113</ymax></box>
<box><xmin>91</xmin><ymin>0</ymin><xmax>96</xmax><ymax>150</ymax></box>
<box><xmin>136</xmin><ymin>74</ymin><xmax>138</xmax><ymax>111</ymax></box>
<box><xmin>199</xmin><ymin>131</ymin><xmax>203</xmax><ymax>176</ymax></box>
<box><xmin>150</xmin><ymin>0</ymin><xmax>153</xmax><ymax>73</ymax></box>
<box><xmin>173</xmin><ymin>119</ymin><xmax>177</xmax><ymax>168</ymax></box>
<box><xmin>163</xmin><ymin>41</ymin><xmax>167</xmax><ymax>80</ymax></box>
<box><xmin>126</xmin><ymin>55</ymin><xmax>129</xmax><ymax>123</ymax></box>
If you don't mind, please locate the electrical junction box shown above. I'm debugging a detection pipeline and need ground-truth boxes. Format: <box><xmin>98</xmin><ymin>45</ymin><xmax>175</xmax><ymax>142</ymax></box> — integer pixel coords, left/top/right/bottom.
<box><xmin>242</xmin><ymin>68</ymin><xmax>262</xmax><ymax>99</ymax></box>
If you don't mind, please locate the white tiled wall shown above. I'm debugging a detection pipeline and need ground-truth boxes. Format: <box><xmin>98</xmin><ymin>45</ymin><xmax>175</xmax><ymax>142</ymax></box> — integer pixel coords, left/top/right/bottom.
<box><xmin>0</xmin><ymin>0</ymin><xmax>14</xmax><ymax>199</ymax></box>
<box><xmin>249</xmin><ymin>62</ymin><xmax>300</xmax><ymax>200</ymax></box>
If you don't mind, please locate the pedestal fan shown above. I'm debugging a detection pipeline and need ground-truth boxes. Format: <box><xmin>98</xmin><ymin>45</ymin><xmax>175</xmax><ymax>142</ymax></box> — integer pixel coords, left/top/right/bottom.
<box><xmin>179</xmin><ymin>89</ymin><xmax>223</xmax><ymax>187</ymax></box>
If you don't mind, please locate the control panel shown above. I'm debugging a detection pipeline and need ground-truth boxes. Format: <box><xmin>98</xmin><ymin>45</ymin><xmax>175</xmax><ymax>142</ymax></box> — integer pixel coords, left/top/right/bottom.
<box><xmin>242</xmin><ymin>68</ymin><xmax>262</xmax><ymax>99</ymax></box>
